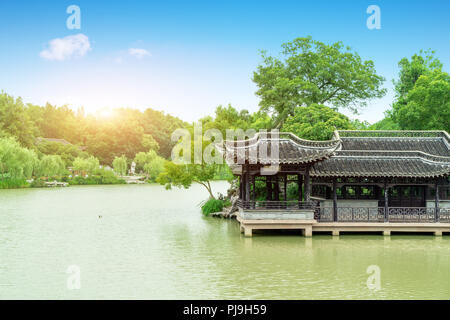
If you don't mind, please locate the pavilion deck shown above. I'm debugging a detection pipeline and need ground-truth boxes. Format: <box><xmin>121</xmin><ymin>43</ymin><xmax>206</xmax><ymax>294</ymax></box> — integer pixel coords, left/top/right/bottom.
<box><xmin>236</xmin><ymin>200</ymin><xmax>450</xmax><ymax>237</ymax></box>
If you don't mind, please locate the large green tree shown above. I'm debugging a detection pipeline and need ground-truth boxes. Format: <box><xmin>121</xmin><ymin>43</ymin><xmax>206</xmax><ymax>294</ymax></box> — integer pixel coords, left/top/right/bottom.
<box><xmin>391</xmin><ymin>70</ymin><xmax>450</xmax><ymax>131</ymax></box>
<box><xmin>388</xmin><ymin>51</ymin><xmax>449</xmax><ymax>131</ymax></box>
<box><xmin>0</xmin><ymin>137</ymin><xmax>38</xmax><ymax>180</ymax></box>
<box><xmin>253</xmin><ymin>36</ymin><xmax>386</xmax><ymax>127</ymax></box>
<box><xmin>0</xmin><ymin>93</ymin><xmax>37</xmax><ymax>147</ymax></box>
<box><xmin>282</xmin><ymin>104</ymin><xmax>354</xmax><ymax>140</ymax></box>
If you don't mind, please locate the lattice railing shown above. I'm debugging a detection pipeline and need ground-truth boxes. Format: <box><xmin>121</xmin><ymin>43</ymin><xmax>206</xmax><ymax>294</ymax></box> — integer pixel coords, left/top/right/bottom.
<box><xmin>315</xmin><ymin>206</ymin><xmax>449</xmax><ymax>223</ymax></box>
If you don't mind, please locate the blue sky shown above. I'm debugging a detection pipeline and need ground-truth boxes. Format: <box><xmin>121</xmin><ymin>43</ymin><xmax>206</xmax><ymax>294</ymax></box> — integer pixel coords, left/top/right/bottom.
<box><xmin>0</xmin><ymin>0</ymin><xmax>449</xmax><ymax>123</ymax></box>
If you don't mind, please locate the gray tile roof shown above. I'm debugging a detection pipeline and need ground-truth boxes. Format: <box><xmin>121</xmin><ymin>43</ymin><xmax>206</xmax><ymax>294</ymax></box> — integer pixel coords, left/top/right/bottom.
<box><xmin>312</xmin><ymin>131</ymin><xmax>450</xmax><ymax>178</ymax></box>
<box><xmin>223</xmin><ymin>132</ymin><xmax>340</xmax><ymax>164</ymax></box>
<box><xmin>225</xmin><ymin>130</ymin><xmax>450</xmax><ymax>178</ymax></box>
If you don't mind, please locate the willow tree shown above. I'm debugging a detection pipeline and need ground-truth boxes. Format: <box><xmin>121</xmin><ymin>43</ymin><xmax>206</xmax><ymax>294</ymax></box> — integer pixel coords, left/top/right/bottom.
<box><xmin>253</xmin><ymin>36</ymin><xmax>386</xmax><ymax>127</ymax></box>
<box><xmin>0</xmin><ymin>137</ymin><xmax>37</xmax><ymax>180</ymax></box>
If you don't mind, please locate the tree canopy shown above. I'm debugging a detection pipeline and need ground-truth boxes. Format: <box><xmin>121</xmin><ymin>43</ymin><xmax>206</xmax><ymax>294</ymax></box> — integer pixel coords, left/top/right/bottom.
<box><xmin>282</xmin><ymin>104</ymin><xmax>354</xmax><ymax>140</ymax></box>
<box><xmin>253</xmin><ymin>36</ymin><xmax>386</xmax><ymax>127</ymax></box>
<box><xmin>391</xmin><ymin>70</ymin><xmax>450</xmax><ymax>131</ymax></box>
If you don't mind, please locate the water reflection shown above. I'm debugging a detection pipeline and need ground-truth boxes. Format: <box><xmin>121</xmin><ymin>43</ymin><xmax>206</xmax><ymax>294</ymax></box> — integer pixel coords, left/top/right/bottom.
<box><xmin>0</xmin><ymin>182</ymin><xmax>449</xmax><ymax>299</ymax></box>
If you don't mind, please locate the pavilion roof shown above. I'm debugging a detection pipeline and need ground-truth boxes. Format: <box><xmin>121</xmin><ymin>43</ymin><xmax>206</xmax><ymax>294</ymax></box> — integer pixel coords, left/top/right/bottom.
<box><xmin>223</xmin><ymin>132</ymin><xmax>340</xmax><ymax>164</ymax></box>
<box><xmin>311</xmin><ymin>130</ymin><xmax>450</xmax><ymax>178</ymax></box>
<box><xmin>224</xmin><ymin>130</ymin><xmax>450</xmax><ymax>178</ymax></box>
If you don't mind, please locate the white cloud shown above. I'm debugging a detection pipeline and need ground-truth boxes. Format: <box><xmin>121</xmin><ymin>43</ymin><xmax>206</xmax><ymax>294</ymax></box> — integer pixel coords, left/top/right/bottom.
<box><xmin>128</xmin><ymin>48</ymin><xmax>150</xmax><ymax>59</ymax></box>
<box><xmin>40</xmin><ymin>34</ymin><xmax>91</xmax><ymax>61</ymax></box>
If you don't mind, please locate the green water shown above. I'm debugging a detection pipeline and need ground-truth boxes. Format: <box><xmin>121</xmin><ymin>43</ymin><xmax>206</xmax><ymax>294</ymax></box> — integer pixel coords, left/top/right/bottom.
<box><xmin>0</xmin><ymin>182</ymin><xmax>449</xmax><ymax>299</ymax></box>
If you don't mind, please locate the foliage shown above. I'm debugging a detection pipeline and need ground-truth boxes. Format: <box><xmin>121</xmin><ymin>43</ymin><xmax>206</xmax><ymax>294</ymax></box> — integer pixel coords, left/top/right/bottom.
<box><xmin>391</xmin><ymin>70</ymin><xmax>450</xmax><ymax>131</ymax></box>
<box><xmin>0</xmin><ymin>178</ymin><xmax>28</xmax><ymax>189</ymax></box>
<box><xmin>157</xmin><ymin>161</ymin><xmax>218</xmax><ymax>199</ymax></box>
<box><xmin>72</xmin><ymin>156</ymin><xmax>100</xmax><ymax>174</ymax></box>
<box><xmin>282</xmin><ymin>104</ymin><xmax>354</xmax><ymax>140</ymax></box>
<box><xmin>0</xmin><ymin>137</ymin><xmax>38</xmax><ymax>179</ymax></box>
<box><xmin>36</xmin><ymin>155</ymin><xmax>66</xmax><ymax>178</ymax></box>
<box><xmin>0</xmin><ymin>92</ymin><xmax>37</xmax><ymax>147</ymax></box>
<box><xmin>134</xmin><ymin>150</ymin><xmax>158</xmax><ymax>172</ymax></box>
<box><xmin>201</xmin><ymin>198</ymin><xmax>224</xmax><ymax>216</ymax></box>
<box><xmin>29</xmin><ymin>179</ymin><xmax>46</xmax><ymax>188</ymax></box>
<box><xmin>143</xmin><ymin>156</ymin><xmax>166</xmax><ymax>181</ymax></box>
<box><xmin>36</xmin><ymin>140</ymin><xmax>86</xmax><ymax>167</ymax></box>
<box><xmin>68</xmin><ymin>170</ymin><xmax>126</xmax><ymax>185</ymax></box>
<box><xmin>112</xmin><ymin>155</ymin><xmax>128</xmax><ymax>176</ymax></box>
<box><xmin>393</xmin><ymin>50</ymin><xmax>443</xmax><ymax>101</ymax></box>
<box><xmin>369</xmin><ymin>116</ymin><xmax>400</xmax><ymax>130</ymax></box>
<box><xmin>253</xmin><ymin>36</ymin><xmax>386</xmax><ymax>127</ymax></box>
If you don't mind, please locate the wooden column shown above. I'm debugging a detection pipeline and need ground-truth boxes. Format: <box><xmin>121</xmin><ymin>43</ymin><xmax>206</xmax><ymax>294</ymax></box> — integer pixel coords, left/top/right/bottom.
<box><xmin>245</xmin><ymin>173</ymin><xmax>250</xmax><ymax>203</ymax></box>
<box><xmin>239</xmin><ymin>175</ymin><xmax>243</xmax><ymax>199</ymax></box>
<box><xmin>283</xmin><ymin>173</ymin><xmax>287</xmax><ymax>201</ymax></box>
<box><xmin>384</xmin><ymin>180</ymin><xmax>389</xmax><ymax>222</ymax></box>
<box><xmin>266</xmin><ymin>176</ymin><xmax>272</xmax><ymax>201</ymax></box>
<box><xmin>274</xmin><ymin>175</ymin><xmax>280</xmax><ymax>201</ymax></box>
<box><xmin>435</xmin><ymin>180</ymin><xmax>440</xmax><ymax>222</ymax></box>
<box><xmin>251</xmin><ymin>175</ymin><xmax>255</xmax><ymax>201</ymax></box>
<box><xmin>297</xmin><ymin>174</ymin><xmax>303</xmax><ymax>202</ymax></box>
<box><xmin>304</xmin><ymin>166</ymin><xmax>310</xmax><ymax>202</ymax></box>
<box><xmin>332</xmin><ymin>178</ymin><xmax>338</xmax><ymax>222</ymax></box>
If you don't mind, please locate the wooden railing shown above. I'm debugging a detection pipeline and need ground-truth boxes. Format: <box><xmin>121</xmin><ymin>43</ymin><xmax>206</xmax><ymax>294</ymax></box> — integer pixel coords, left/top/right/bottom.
<box><xmin>315</xmin><ymin>207</ymin><xmax>450</xmax><ymax>223</ymax></box>
<box><xmin>237</xmin><ymin>200</ymin><xmax>316</xmax><ymax>210</ymax></box>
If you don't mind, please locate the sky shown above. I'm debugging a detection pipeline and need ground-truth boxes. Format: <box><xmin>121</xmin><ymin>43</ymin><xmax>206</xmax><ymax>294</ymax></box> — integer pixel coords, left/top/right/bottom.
<box><xmin>0</xmin><ymin>0</ymin><xmax>449</xmax><ymax>124</ymax></box>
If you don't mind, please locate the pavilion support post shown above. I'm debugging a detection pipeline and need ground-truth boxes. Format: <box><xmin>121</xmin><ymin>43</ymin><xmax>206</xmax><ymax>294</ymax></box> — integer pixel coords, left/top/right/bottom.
<box><xmin>304</xmin><ymin>166</ymin><xmax>311</xmax><ymax>203</ymax></box>
<box><xmin>283</xmin><ymin>173</ymin><xmax>287</xmax><ymax>202</ymax></box>
<box><xmin>239</xmin><ymin>175</ymin><xmax>243</xmax><ymax>199</ymax></box>
<box><xmin>384</xmin><ymin>180</ymin><xmax>389</xmax><ymax>222</ymax></box>
<box><xmin>298</xmin><ymin>174</ymin><xmax>303</xmax><ymax>208</ymax></box>
<box><xmin>266</xmin><ymin>176</ymin><xmax>272</xmax><ymax>201</ymax></box>
<box><xmin>274</xmin><ymin>175</ymin><xmax>280</xmax><ymax>201</ymax></box>
<box><xmin>251</xmin><ymin>175</ymin><xmax>255</xmax><ymax>209</ymax></box>
<box><xmin>245</xmin><ymin>173</ymin><xmax>250</xmax><ymax>206</ymax></box>
<box><xmin>332</xmin><ymin>179</ymin><xmax>338</xmax><ymax>222</ymax></box>
<box><xmin>435</xmin><ymin>180</ymin><xmax>440</xmax><ymax>222</ymax></box>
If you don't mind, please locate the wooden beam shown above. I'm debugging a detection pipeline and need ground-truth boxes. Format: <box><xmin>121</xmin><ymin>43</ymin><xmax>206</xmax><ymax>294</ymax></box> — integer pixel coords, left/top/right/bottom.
<box><xmin>283</xmin><ymin>173</ymin><xmax>287</xmax><ymax>201</ymax></box>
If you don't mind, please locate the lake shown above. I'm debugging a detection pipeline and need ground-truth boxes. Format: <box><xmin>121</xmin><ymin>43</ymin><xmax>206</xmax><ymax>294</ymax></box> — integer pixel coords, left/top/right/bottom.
<box><xmin>1</xmin><ymin>181</ymin><xmax>449</xmax><ymax>299</ymax></box>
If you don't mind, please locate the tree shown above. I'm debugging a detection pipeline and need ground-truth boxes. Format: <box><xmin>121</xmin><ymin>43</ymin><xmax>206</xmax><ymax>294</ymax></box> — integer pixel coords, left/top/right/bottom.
<box><xmin>282</xmin><ymin>104</ymin><xmax>354</xmax><ymax>140</ymax></box>
<box><xmin>0</xmin><ymin>93</ymin><xmax>37</xmax><ymax>147</ymax></box>
<box><xmin>387</xmin><ymin>50</ymin><xmax>449</xmax><ymax>131</ymax></box>
<box><xmin>393</xmin><ymin>50</ymin><xmax>442</xmax><ymax>101</ymax></box>
<box><xmin>391</xmin><ymin>70</ymin><xmax>450</xmax><ymax>131</ymax></box>
<box><xmin>370</xmin><ymin>116</ymin><xmax>400</xmax><ymax>130</ymax></box>
<box><xmin>37</xmin><ymin>155</ymin><xmax>66</xmax><ymax>178</ymax></box>
<box><xmin>73</xmin><ymin>156</ymin><xmax>100</xmax><ymax>174</ymax></box>
<box><xmin>134</xmin><ymin>150</ymin><xmax>158</xmax><ymax>173</ymax></box>
<box><xmin>0</xmin><ymin>137</ymin><xmax>38</xmax><ymax>180</ymax></box>
<box><xmin>112</xmin><ymin>155</ymin><xmax>128</xmax><ymax>176</ymax></box>
<box><xmin>36</xmin><ymin>140</ymin><xmax>86</xmax><ymax>167</ymax></box>
<box><xmin>157</xmin><ymin>162</ymin><xmax>218</xmax><ymax>199</ymax></box>
<box><xmin>143</xmin><ymin>157</ymin><xmax>166</xmax><ymax>181</ymax></box>
<box><xmin>253</xmin><ymin>36</ymin><xmax>386</xmax><ymax>127</ymax></box>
